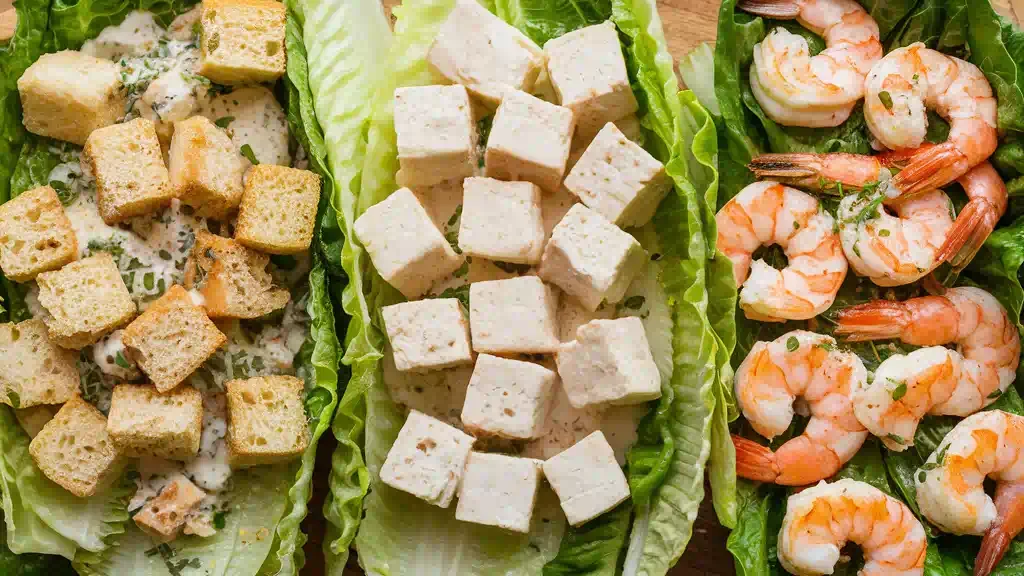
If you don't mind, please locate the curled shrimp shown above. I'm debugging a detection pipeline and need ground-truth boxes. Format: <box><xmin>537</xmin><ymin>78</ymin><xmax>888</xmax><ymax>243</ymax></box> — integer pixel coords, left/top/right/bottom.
<box><xmin>779</xmin><ymin>478</ymin><xmax>926</xmax><ymax>576</ymax></box>
<box><xmin>739</xmin><ymin>0</ymin><xmax>882</xmax><ymax>128</ymax></box>
<box><xmin>716</xmin><ymin>181</ymin><xmax>848</xmax><ymax>321</ymax></box>
<box><xmin>933</xmin><ymin>161</ymin><xmax>1006</xmax><ymax>271</ymax></box>
<box><xmin>732</xmin><ymin>330</ymin><xmax>869</xmax><ymax>485</ymax></box>
<box><xmin>915</xmin><ymin>411</ymin><xmax>1024</xmax><ymax>576</ymax></box>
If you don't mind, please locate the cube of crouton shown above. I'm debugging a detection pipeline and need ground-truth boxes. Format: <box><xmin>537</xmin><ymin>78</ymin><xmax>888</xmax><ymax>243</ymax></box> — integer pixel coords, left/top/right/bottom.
<box><xmin>234</xmin><ymin>165</ymin><xmax>321</xmax><ymax>254</ymax></box>
<box><xmin>485</xmin><ymin>90</ymin><xmax>575</xmax><ymax>192</ymax></box>
<box><xmin>226</xmin><ymin>375</ymin><xmax>309</xmax><ymax>467</ymax></box>
<box><xmin>133</xmin><ymin>473</ymin><xmax>206</xmax><ymax>541</ymax></box>
<box><xmin>198</xmin><ymin>0</ymin><xmax>287</xmax><ymax>85</ymax></box>
<box><xmin>0</xmin><ymin>186</ymin><xmax>78</xmax><ymax>282</ymax></box>
<box><xmin>469</xmin><ymin>276</ymin><xmax>560</xmax><ymax>354</ymax></box>
<box><xmin>168</xmin><ymin>116</ymin><xmax>247</xmax><ymax>219</ymax></box>
<box><xmin>122</xmin><ymin>286</ymin><xmax>226</xmax><ymax>392</ymax></box>
<box><xmin>382</xmin><ymin>298</ymin><xmax>473</xmax><ymax>373</ymax></box>
<box><xmin>380</xmin><ymin>410</ymin><xmax>475</xmax><ymax>507</ymax></box>
<box><xmin>36</xmin><ymin>253</ymin><xmax>137</xmax><ymax>349</ymax></box>
<box><xmin>16</xmin><ymin>405</ymin><xmax>59</xmax><ymax>439</ymax></box>
<box><xmin>107</xmin><ymin>384</ymin><xmax>203</xmax><ymax>460</ymax></box>
<box><xmin>30</xmin><ymin>397</ymin><xmax>123</xmax><ymax>497</ymax></box>
<box><xmin>458</xmin><ymin>177</ymin><xmax>545</xmax><ymax>264</ymax></box>
<box><xmin>84</xmin><ymin>118</ymin><xmax>175</xmax><ymax>224</ymax></box>
<box><xmin>394</xmin><ymin>85</ymin><xmax>478</xmax><ymax>188</ymax></box>
<box><xmin>17</xmin><ymin>51</ymin><xmax>126</xmax><ymax>146</ymax></box>
<box><xmin>184</xmin><ymin>232</ymin><xmax>290</xmax><ymax>319</ymax></box>
<box><xmin>0</xmin><ymin>319</ymin><xmax>79</xmax><ymax>408</ymax></box>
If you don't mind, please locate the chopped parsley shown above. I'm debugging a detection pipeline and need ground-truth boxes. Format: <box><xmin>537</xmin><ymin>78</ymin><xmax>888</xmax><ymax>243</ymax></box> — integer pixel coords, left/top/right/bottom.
<box><xmin>886</xmin><ymin>433</ymin><xmax>906</xmax><ymax>445</ymax></box>
<box><xmin>115</xmin><ymin>351</ymin><xmax>132</xmax><ymax>369</ymax></box>
<box><xmin>214</xmin><ymin>116</ymin><xmax>235</xmax><ymax>128</ymax></box>
<box><xmin>890</xmin><ymin>380</ymin><xmax>907</xmax><ymax>401</ymax></box>
<box><xmin>240</xmin><ymin>144</ymin><xmax>259</xmax><ymax>165</ymax></box>
<box><xmin>878</xmin><ymin>91</ymin><xmax>894</xmax><ymax>110</ymax></box>
<box><xmin>786</xmin><ymin>336</ymin><xmax>799</xmax><ymax>352</ymax></box>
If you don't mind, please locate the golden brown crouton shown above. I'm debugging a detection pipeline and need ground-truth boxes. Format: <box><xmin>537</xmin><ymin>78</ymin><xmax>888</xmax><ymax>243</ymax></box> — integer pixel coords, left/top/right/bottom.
<box><xmin>0</xmin><ymin>186</ymin><xmax>78</xmax><ymax>282</ymax></box>
<box><xmin>183</xmin><ymin>232</ymin><xmax>290</xmax><ymax>319</ymax></box>
<box><xmin>234</xmin><ymin>165</ymin><xmax>321</xmax><ymax>255</ymax></box>
<box><xmin>168</xmin><ymin>116</ymin><xmax>247</xmax><ymax>219</ymax></box>
<box><xmin>198</xmin><ymin>0</ymin><xmax>287</xmax><ymax>85</ymax></box>
<box><xmin>106</xmin><ymin>384</ymin><xmax>202</xmax><ymax>460</ymax></box>
<box><xmin>0</xmin><ymin>319</ymin><xmax>79</xmax><ymax>408</ymax></box>
<box><xmin>133</xmin><ymin>474</ymin><xmax>206</xmax><ymax>541</ymax></box>
<box><xmin>29</xmin><ymin>397</ymin><xmax>123</xmax><ymax>497</ymax></box>
<box><xmin>225</xmin><ymin>375</ymin><xmax>309</xmax><ymax>468</ymax></box>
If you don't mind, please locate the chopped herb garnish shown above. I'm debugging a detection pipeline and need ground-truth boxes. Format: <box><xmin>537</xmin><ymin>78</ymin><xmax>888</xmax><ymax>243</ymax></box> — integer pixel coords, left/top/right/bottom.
<box><xmin>878</xmin><ymin>90</ymin><xmax>894</xmax><ymax>110</ymax></box>
<box><xmin>988</xmin><ymin>388</ymin><xmax>1003</xmax><ymax>399</ymax></box>
<box><xmin>447</xmin><ymin>204</ymin><xmax>463</xmax><ymax>227</ymax></box>
<box><xmin>886</xmin><ymin>433</ymin><xmax>906</xmax><ymax>445</ymax></box>
<box><xmin>453</xmin><ymin>259</ymin><xmax>470</xmax><ymax>278</ymax></box>
<box><xmin>786</xmin><ymin>336</ymin><xmax>799</xmax><ymax>352</ymax></box>
<box><xmin>240</xmin><ymin>144</ymin><xmax>259</xmax><ymax>165</ymax></box>
<box><xmin>891</xmin><ymin>381</ymin><xmax>907</xmax><ymax>401</ymax></box>
<box><xmin>918</xmin><ymin>470</ymin><xmax>927</xmax><ymax>483</ymax></box>
<box><xmin>143</xmin><ymin>272</ymin><xmax>155</xmax><ymax>290</ymax></box>
<box><xmin>621</xmin><ymin>295</ymin><xmax>646</xmax><ymax>310</ymax></box>
<box><xmin>793</xmin><ymin>221</ymin><xmax>800</xmax><ymax>230</ymax></box>
<box><xmin>159</xmin><ymin>249</ymin><xmax>172</xmax><ymax>260</ymax></box>
<box><xmin>214</xmin><ymin>116</ymin><xmax>235</xmax><ymax>128</ymax></box>
<box><xmin>115</xmin><ymin>351</ymin><xmax>131</xmax><ymax>369</ymax></box>
<box><xmin>436</xmin><ymin>284</ymin><xmax>470</xmax><ymax>310</ymax></box>
<box><xmin>492</xmin><ymin>261</ymin><xmax>531</xmax><ymax>274</ymax></box>
<box><xmin>879</xmin><ymin>229</ymin><xmax>890</xmax><ymax>237</ymax></box>
<box><xmin>213</xmin><ymin>511</ymin><xmax>227</xmax><ymax>530</ymax></box>
<box><xmin>815</xmin><ymin>341</ymin><xmax>835</xmax><ymax>351</ymax></box>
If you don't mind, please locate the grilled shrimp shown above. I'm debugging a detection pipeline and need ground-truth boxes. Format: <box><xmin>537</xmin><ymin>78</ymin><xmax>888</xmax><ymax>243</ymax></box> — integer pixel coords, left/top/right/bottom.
<box><xmin>716</xmin><ymin>181</ymin><xmax>848</xmax><ymax>321</ymax></box>
<box><xmin>739</xmin><ymin>0</ymin><xmax>882</xmax><ymax>128</ymax></box>
<box><xmin>779</xmin><ymin>478</ymin><xmax>926</xmax><ymax>576</ymax></box>
<box><xmin>915</xmin><ymin>411</ymin><xmax>1024</xmax><ymax>576</ymax></box>
<box><xmin>733</xmin><ymin>330</ymin><xmax>869</xmax><ymax>485</ymax></box>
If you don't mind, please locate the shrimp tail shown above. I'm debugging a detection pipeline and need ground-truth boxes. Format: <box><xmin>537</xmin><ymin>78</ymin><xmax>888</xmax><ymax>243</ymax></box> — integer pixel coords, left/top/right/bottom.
<box><xmin>936</xmin><ymin>199</ymin><xmax>1000</xmax><ymax>271</ymax></box>
<box><xmin>975</xmin><ymin>481</ymin><xmax>1024</xmax><ymax>576</ymax></box>
<box><xmin>736</xmin><ymin>0</ymin><xmax>800</xmax><ymax>18</ymax></box>
<box><xmin>834</xmin><ymin>301</ymin><xmax>910</xmax><ymax>342</ymax></box>
<box><xmin>748</xmin><ymin>153</ymin><xmax>882</xmax><ymax>193</ymax></box>
<box><xmin>890</xmin><ymin>145</ymin><xmax>969</xmax><ymax>198</ymax></box>
<box><xmin>732</xmin><ymin>434</ymin><xmax>780</xmax><ymax>483</ymax></box>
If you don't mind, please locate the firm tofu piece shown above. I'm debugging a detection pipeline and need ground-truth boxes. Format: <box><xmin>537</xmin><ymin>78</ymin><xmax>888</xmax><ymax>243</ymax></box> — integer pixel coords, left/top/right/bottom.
<box><xmin>198</xmin><ymin>0</ymin><xmax>287</xmax><ymax>84</ymax></box>
<box><xmin>455</xmin><ymin>452</ymin><xmax>542</xmax><ymax>533</ymax></box>
<box><xmin>382</xmin><ymin>299</ymin><xmax>473</xmax><ymax>373</ymax></box>
<box><xmin>564</xmin><ymin>123</ymin><xmax>672</xmax><ymax>227</ymax></box>
<box><xmin>0</xmin><ymin>319</ymin><xmax>79</xmax><ymax>408</ymax></box>
<box><xmin>84</xmin><ymin>118</ymin><xmax>176</xmax><ymax>224</ymax></box>
<box><xmin>485</xmin><ymin>90</ymin><xmax>575</xmax><ymax>193</ymax></box>
<box><xmin>184</xmin><ymin>232</ymin><xmax>290</xmax><ymax>319</ymax></box>
<box><xmin>557</xmin><ymin>293</ymin><xmax>615</xmax><ymax>343</ymax></box>
<box><xmin>539</xmin><ymin>204</ymin><xmax>645</xmax><ymax>311</ymax></box>
<box><xmin>544</xmin><ymin>22</ymin><xmax>639</xmax><ymax>138</ymax></box>
<box><xmin>556</xmin><ymin>317</ymin><xmax>661</xmax><ymax>408</ymax></box>
<box><xmin>353</xmin><ymin>188</ymin><xmax>463</xmax><ymax>299</ymax></box>
<box><xmin>394</xmin><ymin>85</ymin><xmax>478</xmax><ymax>188</ymax></box>
<box><xmin>0</xmin><ymin>186</ymin><xmax>78</xmax><ymax>282</ymax></box>
<box><xmin>17</xmin><ymin>51</ymin><xmax>126</xmax><ymax>146</ymax></box>
<box><xmin>30</xmin><ymin>397</ymin><xmax>123</xmax><ymax>498</ymax></box>
<box><xmin>461</xmin><ymin>354</ymin><xmax>556</xmax><ymax>440</ymax></box>
<box><xmin>542</xmin><ymin>431</ymin><xmax>630</xmax><ymax>525</ymax></box>
<box><xmin>36</xmin><ymin>253</ymin><xmax>137</xmax><ymax>349</ymax></box>
<box><xmin>426</xmin><ymin>0</ymin><xmax>546</xmax><ymax>108</ymax></box>
<box><xmin>458</xmin><ymin>177</ymin><xmax>545</xmax><ymax>265</ymax></box>
<box><xmin>235</xmin><ymin>165</ymin><xmax>322</xmax><ymax>254</ymax></box>
<box><xmin>469</xmin><ymin>276</ymin><xmax>559</xmax><ymax>355</ymax></box>
<box><xmin>133</xmin><ymin>474</ymin><xmax>207</xmax><ymax>541</ymax></box>
<box><xmin>106</xmin><ymin>384</ymin><xmax>203</xmax><ymax>460</ymax></box>
<box><xmin>168</xmin><ymin>115</ymin><xmax>248</xmax><ymax>219</ymax></box>
<box><xmin>225</xmin><ymin>375</ymin><xmax>310</xmax><ymax>467</ymax></box>
<box><xmin>380</xmin><ymin>410</ymin><xmax>475</xmax><ymax>508</ymax></box>
<box><xmin>16</xmin><ymin>405</ymin><xmax>59</xmax><ymax>439</ymax></box>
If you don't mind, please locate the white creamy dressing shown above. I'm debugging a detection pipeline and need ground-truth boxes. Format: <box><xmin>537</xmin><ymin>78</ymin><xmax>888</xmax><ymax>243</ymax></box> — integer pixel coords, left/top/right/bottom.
<box><xmin>200</xmin><ymin>86</ymin><xmax>292</xmax><ymax>167</ymax></box>
<box><xmin>184</xmin><ymin>392</ymin><xmax>231</xmax><ymax>492</ymax></box>
<box><xmin>91</xmin><ymin>329</ymin><xmax>140</xmax><ymax>380</ymax></box>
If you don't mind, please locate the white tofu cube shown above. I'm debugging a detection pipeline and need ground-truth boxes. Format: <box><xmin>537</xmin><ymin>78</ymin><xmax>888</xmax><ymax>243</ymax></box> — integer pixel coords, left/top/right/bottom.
<box><xmin>485</xmin><ymin>90</ymin><xmax>574</xmax><ymax>193</ymax></box>
<box><xmin>557</xmin><ymin>293</ymin><xmax>615</xmax><ymax>343</ymax></box>
<box><xmin>469</xmin><ymin>276</ymin><xmax>559</xmax><ymax>354</ymax></box>
<box><xmin>382</xmin><ymin>299</ymin><xmax>473</xmax><ymax>373</ymax></box>
<box><xmin>456</xmin><ymin>452</ymin><xmax>542</xmax><ymax>533</ymax></box>
<box><xmin>461</xmin><ymin>354</ymin><xmax>557</xmax><ymax>439</ymax></box>
<box><xmin>556</xmin><ymin>317</ymin><xmax>661</xmax><ymax>408</ymax></box>
<box><xmin>394</xmin><ymin>85</ymin><xmax>477</xmax><ymax>188</ymax></box>
<box><xmin>542</xmin><ymin>431</ymin><xmax>630</xmax><ymax>525</ymax></box>
<box><xmin>564</xmin><ymin>123</ymin><xmax>672</xmax><ymax>227</ymax></box>
<box><xmin>427</xmin><ymin>0</ymin><xmax>546</xmax><ymax>108</ymax></box>
<box><xmin>458</xmin><ymin>177</ymin><xmax>545</xmax><ymax>264</ymax></box>
<box><xmin>539</xmin><ymin>204</ymin><xmax>646</xmax><ymax>311</ymax></box>
<box><xmin>354</xmin><ymin>188</ymin><xmax>463</xmax><ymax>299</ymax></box>
<box><xmin>544</xmin><ymin>22</ymin><xmax>638</xmax><ymax>138</ymax></box>
<box><xmin>380</xmin><ymin>410</ymin><xmax>475</xmax><ymax>508</ymax></box>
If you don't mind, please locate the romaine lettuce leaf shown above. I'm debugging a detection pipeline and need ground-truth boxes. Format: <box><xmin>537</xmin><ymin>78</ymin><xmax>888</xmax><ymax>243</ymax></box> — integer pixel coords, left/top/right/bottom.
<box><xmin>0</xmin><ymin>508</ymin><xmax>75</xmax><ymax>576</ymax></box>
<box><xmin>47</xmin><ymin>0</ymin><xmax>197</xmax><ymax>50</ymax></box>
<box><xmin>966</xmin><ymin>0</ymin><xmax>1024</xmax><ymax>133</ymax></box>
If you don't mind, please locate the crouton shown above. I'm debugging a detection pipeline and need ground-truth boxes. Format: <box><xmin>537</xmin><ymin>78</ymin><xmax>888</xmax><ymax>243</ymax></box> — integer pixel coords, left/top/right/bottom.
<box><xmin>168</xmin><ymin>116</ymin><xmax>247</xmax><ymax>219</ymax></box>
<box><xmin>16</xmin><ymin>405</ymin><xmax>58</xmax><ymax>439</ymax></box>
<box><xmin>0</xmin><ymin>186</ymin><xmax>78</xmax><ymax>282</ymax></box>
<box><xmin>121</xmin><ymin>286</ymin><xmax>226</xmax><ymax>392</ymax></box>
<box><xmin>225</xmin><ymin>375</ymin><xmax>309</xmax><ymax>468</ymax></box>
<box><xmin>30</xmin><ymin>397</ymin><xmax>123</xmax><ymax>497</ymax></box>
<box><xmin>133</xmin><ymin>473</ymin><xmax>206</xmax><ymax>541</ymax></box>
<box><xmin>183</xmin><ymin>232</ymin><xmax>290</xmax><ymax>319</ymax></box>
<box><xmin>17</xmin><ymin>51</ymin><xmax>125</xmax><ymax>146</ymax></box>
<box><xmin>198</xmin><ymin>0</ymin><xmax>287</xmax><ymax>85</ymax></box>
<box><xmin>234</xmin><ymin>165</ymin><xmax>321</xmax><ymax>255</ymax></box>
<box><xmin>0</xmin><ymin>319</ymin><xmax>79</xmax><ymax>408</ymax></box>
<box><xmin>35</xmin><ymin>253</ymin><xmax>137</xmax><ymax>349</ymax></box>
<box><xmin>84</xmin><ymin>118</ymin><xmax>175</xmax><ymax>224</ymax></box>
<box><xmin>106</xmin><ymin>384</ymin><xmax>202</xmax><ymax>460</ymax></box>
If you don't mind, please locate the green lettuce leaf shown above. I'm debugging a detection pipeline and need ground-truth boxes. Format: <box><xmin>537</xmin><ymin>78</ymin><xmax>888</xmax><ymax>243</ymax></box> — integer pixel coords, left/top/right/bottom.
<box><xmin>47</xmin><ymin>0</ymin><xmax>197</xmax><ymax>51</ymax></box>
<box><xmin>494</xmin><ymin>0</ymin><xmax>609</xmax><ymax>46</ymax></box>
<box><xmin>0</xmin><ymin>508</ymin><xmax>75</xmax><ymax>576</ymax></box>
<box><xmin>885</xmin><ymin>0</ymin><xmax>968</xmax><ymax>53</ymax></box>
<box><xmin>965</xmin><ymin>0</ymin><xmax>1024</xmax><ymax>132</ymax></box>
<box><xmin>857</xmin><ymin>0</ymin><xmax>918</xmax><ymax>39</ymax></box>
<box><xmin>725</xmin><ymin>480</ymin><xmax>773</xmax><ymax>576</ymax></box>
<box><xmin>542</xmin><ymin>502</ymin><xmax>631</xmax><ymax>576</ymax></box>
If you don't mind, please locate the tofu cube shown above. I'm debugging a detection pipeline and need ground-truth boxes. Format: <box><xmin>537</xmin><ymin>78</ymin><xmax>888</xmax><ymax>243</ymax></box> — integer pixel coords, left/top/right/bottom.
<box><xmin>226</xmin><ymin>375</ymin><xmax>310</xmax><ymax>467</ymax></box>
<box><xmin>353</xmin><ymin>188</ymin><xmax>463</xmax><ymax>299</ymax></box>
<box><xmin>0</xmin><ymin>319</ymin><xmax>79</xmax><ymax>408</ymax></box>
<box><xmin>380</xmin><ymin>410</ymin><xmax>475</xmax><ymax>508</ymax></box>
<box><xmin>394</xmin><ymin>85</ymin><xmax>477</xmax><ymax>188</ymax></box>
<box><xmin>556</xmin><ymin>317</ymin><xmax>661</xmax><ymax>408</ymax></box>
<box><xmin>469</xmin><ymin>276</ymin><xmax>559</xmax><ymax>354</ymax></box>
<box><xmin>542</xmin><ymin>431</ymin><xmax>630</xmax><ymax>525</ymax></box>
<box><xmin>133</xmin><ymin>474</ymin><xmax>207</xmax><ymax>541</ymax></box>
<box><xmin>455</xmin><ymin>452</ymin><xmax>542</xmax><ymax>533</ymax></box>
<box><xmin>485</xmin><ymin>90</ymin><xmax>575</xmax><ymax>193</ymax></box>
<box><xmin>426</xmin><ymin>0</ymin><xmax>546</xmax><ymax>108</ymax></box>
<box><xmin>544</xmin><ymin>22</ymin><xmax>639</xmax><ymax>138</ymax></box>
<box><xmin>84</xmin><ymin>118</ymin><xmax>175</xmax><ymax>224</ymax></box>
<box><xmin>36</xmin><ymin>253</ymin><xmax>137</xmax><ymax>349</ymax></box>
<box><xmin>539</xmin><ymin>204</ymin><xmax>645</xmax><ymax>311</ymax></box>
<box><xmin>168</xmin><ymin>115</ymin><xmax>247</xmax><ymax>219</ymax></box>
<box><xmin>461</xmin><ymin>354</ymin><xmax>556</xmax><ymax>439</ymax></box>
<box><xmin>184</xmin><ymin>232</ymin><xmax>290</xmax><ymax>319</ymax></box>
<box><xmin>106</xmin><ymin>384</ymin><xmax>203</xmax><ymax>460</ymax></box>
<box><xmin>17</xmin><ymin>51</ymin><xmax>126</xmax><ymax>146</ymax></box>
<box><xmin>382</xmin><ymin>299</ymin><xmax>473</xmax><ymax>373</ymax></box>
<box><xmin>198</xmin><ymin>0</ymin><xmax>287</xmax><ymax>84</ymax></box>
<box><xmin>459</xmin><ymin>177</ymin><xmax>545</xmax><ymax>265</ymax></box>
<box><xmin>564</xmin><ymin>122</ymin><xmax>672</xmax><ymax>227</ymax></box>
<box><xmin>235</xmin><ymin>165</ymin><xmax>322</xmax><ymax>254</ymax></box>
<box><xmin>0</xmin><ymin>185</ymin><xmax>77</xmax><ymax>282</ymax></box>
<box><xmin>30</xmin><ymin>397</ymin><xmax>123</xmax><ymax>497</ymax></box>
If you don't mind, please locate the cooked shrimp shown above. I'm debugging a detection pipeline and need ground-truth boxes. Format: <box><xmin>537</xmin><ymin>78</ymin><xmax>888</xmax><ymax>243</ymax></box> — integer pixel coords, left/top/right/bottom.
<box><xmin>716</xmin><ymin>181</ymin><xmax>848</xmax><ymax>321</ymax></box>
<box><xmin>740</xmin><ymin>0</ymin><xmax>882</xmax><ymax>128</ymax></box>
<box><xmin>732</xmin><ymin>330</ymin><xmax>869</xmax><ymax>485</ymax></box>
<box><xmin>915</xmin><ymin>411</ymin><xmax>1024</xmax><ymax>576</ymax></box>
<box><xmin>935</xmin><ymin>162</ymin><xmax>1007</xmax><ymax>271</ymax></box>
<box><xmin>779</xmin><ymin>478</ymin><xmax>926</xmax><ymax>576</ymax></box>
